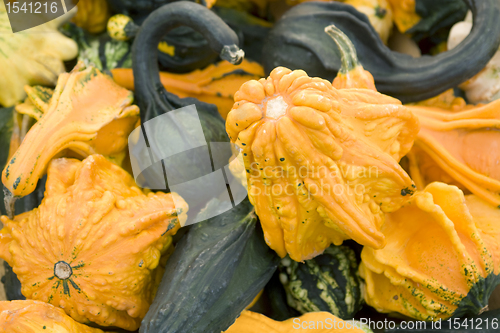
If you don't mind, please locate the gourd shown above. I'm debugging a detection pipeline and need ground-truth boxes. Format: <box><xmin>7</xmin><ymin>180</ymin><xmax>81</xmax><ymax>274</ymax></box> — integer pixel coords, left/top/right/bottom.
<box><xmin>405</xmin><ymin>99</ymin><xmax>500</xmax><ymax>207</ymax></box>
<box><xmin>2</xmin><ymin>261</ymin><xmax>24</xmax><ymax>301</ymax></box>
<box><xmin>223</xmin><ymin>310</ymin><xmax>370</xmax><ymax>333</ymax></box>
<box><xmin>0</xmin><ymin>155</ymin><xmax>188</xmax><ymax>331</ymax></box>
<box><xmin>265</xmin><ymin>271</ymin><xmax>301</xmax><ymax>321</ymax></box>
<box><xmin>63</xmin><ymin>23</ymin><xmax>132</xmax><ymax>71</ymax></box>
<box><xmin>0</xmin><ymin>300</ymin><xmax>107</xmax><ymax>333</ymax></box>
<box><xmin>226</xmin><ymin>25</ymin><xmax>418</xmax><ymax>261</ymax></box>
<box><xmin>287</xmin><ymin>0</ymin><xmax>393</xmax><ymax>44</ymax></box>
<box><xmin>1</xmin><ymin>62</ymin><xmax>140</xmax><ymax>199</ymax></box>
<box><xmin>448</xmin><ymin>11</ymin><xmax>500</xmax><ymax>104</ymax></box>
<box><xmin>408</xmin><ymin>89</ymin><xmax>468</xmax><ymax>111</ymax></box>
<box><xmin>279</xmin><ymin>245</ymin><xmax>363</xmax><ymax>319</ymax></box>
<box><xmin>111</xmin><ymin>59</ymin><xmax>264</xmax><ymax>119</ymax></box>
<box><xmin>140</xmin><ymin>199</ymin><xmax>280</xmax><ymax>333</ymax></box>
<box><xmin>262</xmin><ymin>0</ymin><xmax>500</xmax><ymax>103</ymax></box>
<box><xmin>388</xmin><ymin>0</ymin><xmax>467</xmax><ymax>41</ymax></box>
<box><xmin>326</xmin><ymin>26</ymin><xmax>376</xmax><ymax>90</ymax></box>
<box><xmin>130</xmin><ymin>2</ymin><xmax>242</xmax><ymax>206</ymax></box>
<box><xmin>0</xmin><ymin>3</ymin><xmax>78</xmax><ymax>107</ymax></box>
<box><xmin>72</xmin><ymin>0</ymin><xmax>110</xmax><ymax>34</ymax></box>
<box><xmin>0</xmin><ymin>107</ymin><xmax>44</xmax><ymax>300</ymax></box>
<box><xmin>360</xmin><ymin>182</ymin><xmax>500</xmax><ymax>321</ymax></box>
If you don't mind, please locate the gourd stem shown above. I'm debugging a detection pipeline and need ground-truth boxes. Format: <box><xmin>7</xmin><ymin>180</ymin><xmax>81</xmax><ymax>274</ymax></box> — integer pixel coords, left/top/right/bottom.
<box><xmin>3</xmin><ymin>186</ymin><xmax>16</xmax><ymax>219</ymax></box>
<box><xmin>324</xmin><ymin>25</ymin><xmax>360</xmax><ymax>74</ymax></box>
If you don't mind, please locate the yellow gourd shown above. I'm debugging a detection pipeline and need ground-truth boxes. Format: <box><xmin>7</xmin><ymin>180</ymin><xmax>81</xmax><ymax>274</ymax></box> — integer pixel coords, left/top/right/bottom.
<box><xmin>0</xmin><ymin>3</ymin><xmax>78</xmax><ymax>107</ymax></box>
<box><xmin>0</xmin><ymin>155</ymin><xmax>188</xmax><ymax>331</ymax></box>
<box><xmin>224</xmin><ymin>310</ymin><xmax>368</xmax><ymax>332</ymax></box>
<box><xmin>0</xmin><ymin>300</ymin><xmax>106</xmax><ymax>333</ymax></box>
<box><xmin>2</xmin><ymin>62</ymin><xmax>140</xmax><ymax>198</ymax></box>
<box><xmin>405</xmin><ymin>99</ymin><xmax>500</xmax><ymax>207</ymax></box>
<box><xmin>72</xmin><ymin>0</ymin><xmax>111</xmax><ymax>34</ymax></box>
<box><xmin>386</xmin><ymin>0</ymin><xmax>420</xmax><ymax>33</ymax></box>
<box><xmin>360</xmin><ymin>182</ymin><xmax>500</xmax><ymax>321</ymax></box>
<box><xmin>226</xmin><ymin>63</ymin><xmax>418</xmax><ymax>261</ymax></box>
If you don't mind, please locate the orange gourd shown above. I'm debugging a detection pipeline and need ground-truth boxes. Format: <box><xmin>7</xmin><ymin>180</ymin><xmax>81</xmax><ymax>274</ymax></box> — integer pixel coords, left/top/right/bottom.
<box><xmin>0</xmin><ymin>155</ymin><xmax>188</xmax><ymax>331</ymax></box>
<box><xmin>72</xmin><ymin>0</ymin><xmax>111</xmax><ymax>34</ymax></box>
<box><xmin>225</xmin><ymin>27</ymin><xmax>418</xmax><ymax>262</ymax></box>
<box><xmin>0</xmin><ymin>300</ymin><xmax>106</xmax><ymax>333</ymax></box>
<box><xmin>326</xmin><ymin>26</ymin><xmax>377</xmax><ymax>91</ymax></box>
<box><xmin>360</xmin><ymin>182</ymin><xmax>500</xmax><ymax>320</ymax></box>
<box><xmin>2</xmin><ymin>62</ymin><xmax>139</xmax><ymax>199</ymax></box>
<box><xmin>406</xmin><ymin>98</ymin><xmax>500</xmax><ymax>207</ymax></box>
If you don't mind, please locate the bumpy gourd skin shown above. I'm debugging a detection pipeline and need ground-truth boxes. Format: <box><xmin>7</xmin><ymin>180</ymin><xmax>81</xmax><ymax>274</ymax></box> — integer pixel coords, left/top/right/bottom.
<box><xmin>0</xmin><ymin>155</ymin><xmax>188</xmax><ymax>331</ymax></box>
<box><xmin>360</xmin><ymin>182</ymin><xmax>500</xmax><ymax>321</ymax></box>
<box><xmin>0</xmin><ymin>300</ymin><xmax>106</xmax><ymax>333</ymax></box>
<box><xmin>226</xmin><ymin>67</ymin><xmax>418</xmax><ymax>262</ymax></box>
<box><xmin>2</xmin><ymin>62</ymin><xmax>139</xmax><ymax>198</ymax></box>
<box><xmin>406</xmin><ymin>100</ymin><xmax>500</xmax><ymax>207</ymax></box>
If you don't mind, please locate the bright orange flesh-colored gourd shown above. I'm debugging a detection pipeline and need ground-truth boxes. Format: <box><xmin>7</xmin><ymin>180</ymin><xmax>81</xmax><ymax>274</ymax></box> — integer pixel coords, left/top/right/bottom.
<box><xmin>360</xmin><ymin>182</ymin><xmax>500</xmax><ymax>321</ymax></box>
<box><xmin>0</xmin><ymin>155</ymin><xmax>188</xmax><ymax>331</ymax></box>
<box><xmin>326</xmin><ymin>25</ymin><xmax>377</xmax><ymax>91</ymax></box>
<box><xmin>224</xmin><ymin>310</ymin><xmax>367</xmax><ymax>332</ymax></box>
<box><xmin>405</xmin><ymin>99</ymin><xmax>500</xmax><ymax>207</ymax></box>
<box><xmin>111</xmin><ymin>59</ymin><xmax>264</xmax><ymax>119</ymax></box>
<box><xmin>226</xmin><ymin>26</ymin><xmax>418</xmax><ymax>262</ymax></box>
<box><xmin>226</xmin><ymin>57</ymin><xmax>418</xmax><ymax>261</ymax></box>
<box><xmin>0</xmin><ymin>300</ymin><xmax>107</xmax><ymax>333</ymax></box>
<box><xmin>2</xmin><ymin>62</ymin><xmax>139</xmax><ymax>198</ymax></box>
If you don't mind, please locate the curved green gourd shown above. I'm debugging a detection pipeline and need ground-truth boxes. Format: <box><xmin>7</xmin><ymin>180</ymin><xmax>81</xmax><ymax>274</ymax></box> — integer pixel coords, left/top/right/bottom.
<box><xmin>131</xmin><ymin>2</ymin><xmax>242</xmax><ymax>207</ymax></box>
<box><xmin>263</xmin><ymin>0</ymin><xmax>500</xmax><ymax>103</ymax></box>
<box><xmin>140</xmin><ymin>199</ymin><xmax>280</xmax><ymax>333</ymax></box>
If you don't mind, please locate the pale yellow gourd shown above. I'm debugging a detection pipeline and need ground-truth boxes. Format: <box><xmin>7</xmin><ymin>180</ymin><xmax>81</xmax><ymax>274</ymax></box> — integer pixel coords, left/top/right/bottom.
<box><xmin>361</xmin><ymin>182</ymin><xmax>500</xmax><ymax>321</ymax></box>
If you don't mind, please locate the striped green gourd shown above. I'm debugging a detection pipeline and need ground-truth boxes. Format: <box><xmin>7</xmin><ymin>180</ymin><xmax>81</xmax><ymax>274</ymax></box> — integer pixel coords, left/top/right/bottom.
<box><xmin>279</xmin><ymin>245</ymin><xmax>363</xmax><ymax>319</ymax></box>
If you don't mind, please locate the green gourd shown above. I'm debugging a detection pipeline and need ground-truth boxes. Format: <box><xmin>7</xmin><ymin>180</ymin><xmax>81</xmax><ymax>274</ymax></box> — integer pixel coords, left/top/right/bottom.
<box><xmin>131</xmin><ymin>2</ymin><xmax>242</xmax><ymax>209</ymax></box>
<box><xmin>0</xmin><ymin>107</ymin><xmax>45</xmax><ymax>301</ymax></box>
<box><xmin>262</xmin><ymin>0</ymin><xmax>500</xmax><ymax>103</ymax></box>
<box><xmin>279</xmin><ymin>245</ymin><xmax>363</xmax><ymax>320</ymax></box>
<box><xmin>140</xmin><ymin>199</ymin><xmax>280</xmax><ymax>333</ymax></box>
<box><xmin>62</xmin><ymin>23</ymin><xmax>132</xmax><ymax>71</ymax></box>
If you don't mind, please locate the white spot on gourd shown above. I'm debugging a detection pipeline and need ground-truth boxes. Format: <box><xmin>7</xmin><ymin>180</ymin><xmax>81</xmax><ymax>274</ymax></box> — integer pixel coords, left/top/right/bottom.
<box><xmin>266</xmin><ymin>96</ymin><xmax>288</xmax><ymax>119</ymax></box>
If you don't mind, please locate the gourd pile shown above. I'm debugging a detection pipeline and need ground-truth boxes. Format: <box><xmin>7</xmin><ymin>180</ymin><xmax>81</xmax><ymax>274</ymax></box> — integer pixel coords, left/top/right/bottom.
<box><xmin>1</xmin><ymin>0</ymin><xmax>500</xmax><ymax>332</ymax></box>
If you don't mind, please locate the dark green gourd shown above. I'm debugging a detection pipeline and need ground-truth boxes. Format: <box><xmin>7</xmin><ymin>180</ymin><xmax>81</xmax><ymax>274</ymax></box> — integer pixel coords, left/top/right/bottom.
<box><xmin>0</xmin><ymin>106</ymin><xmax>45</xmax><ymax>300</ymax></box>
<box><xmin>279</xmin><ymin>245</ymin><xmax>363</xmax><ymax>320</ymax></box>
<box><xmin>131</xmin><ymin>2</ymin><xmax>242</xmax><ymax>207</ymax></box>
<box><xmin>263</xmin><ymin>0</ymin><xmax>500</xmax><ymax>103</ymax></box>
<box><xmin>140</xmin><ymin>199</ymin><xmax>280</xmax><ymax>333</ymax></box>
